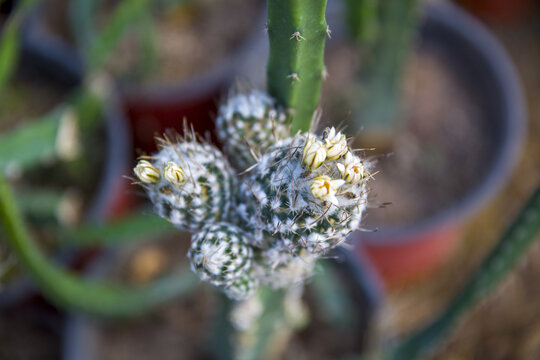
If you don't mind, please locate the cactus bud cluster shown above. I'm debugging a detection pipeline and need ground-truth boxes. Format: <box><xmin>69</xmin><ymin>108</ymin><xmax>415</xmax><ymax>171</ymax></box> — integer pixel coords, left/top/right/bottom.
<box><xmin>134</xmin><ymin>90</ymin><xmax>372</xmax><ymax>300</ymax></box>
<box><xmin>215</xmin><ymin>89</ymin><xmax>290</xmax><ymax>171</ymax></box>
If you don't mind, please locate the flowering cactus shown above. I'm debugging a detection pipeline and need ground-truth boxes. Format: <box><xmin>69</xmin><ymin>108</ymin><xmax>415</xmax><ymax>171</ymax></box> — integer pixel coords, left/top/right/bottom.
<box><xmin>133</xmin><ymin>133</ymin><xmax>237</xmax><ymax>232</ymax></box>
<box><xmin>134</xmin><ymin>90</ymin><xmax>372</xmax><ymax>300</ymax></box>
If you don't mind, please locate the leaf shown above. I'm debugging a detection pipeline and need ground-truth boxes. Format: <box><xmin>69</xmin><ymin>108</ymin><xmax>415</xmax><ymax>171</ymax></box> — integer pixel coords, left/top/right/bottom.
<box><xmin>61</xmin><ymin>212</ymin><xmax>175</xmax><ymax>246</ymax></box>
<box><xmin>0</xmin><ymin>107</ymin><xmax>64</xmax><ymax>174</ymax></box>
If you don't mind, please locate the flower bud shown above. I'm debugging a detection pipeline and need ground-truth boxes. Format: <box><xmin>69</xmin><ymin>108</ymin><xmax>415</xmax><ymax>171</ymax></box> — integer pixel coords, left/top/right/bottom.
<box><xmin>134</xmin><ymin>160</ymin><xmax>160</xmax><ymax>184</ymax></box>
<box><xmin>336</xmin><ymin>153</ymin><xmax>366</xmax><ymax>184</ymax></box>
<box><xmin>163</xmin><ymin>161</ymin><xmax>185</xmax><ymax>187</ymax></box>
<box><xmin>302</xmin><ymin>136</ymin><xmax>326</xmax><ymax>170</ymax></box>
<box><xmin>323</xmin><ymin>127</ymin><xmax>348</xmax><ymax>160</ymax></box>
<box><xmin>310</xmin><ymin>175</ymin><xmax>345</xmax><ymax>205</ymax></box>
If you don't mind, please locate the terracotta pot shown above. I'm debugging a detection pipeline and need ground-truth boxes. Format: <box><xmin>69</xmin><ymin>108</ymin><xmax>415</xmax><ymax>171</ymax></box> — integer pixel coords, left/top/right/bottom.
<box><xmin>456</xmin><ymin>0</ymin><xmax>534</xmax><ymax>25</ymax></box>
<box><xmin>350</xmin><ymin>2</ymin><xmax>526</xmax><ymax>287</ymax></box>
<box><xmin>114</xmin><ymin>4</ymin><xmax>268</xmax><ymax>154</ymax></box>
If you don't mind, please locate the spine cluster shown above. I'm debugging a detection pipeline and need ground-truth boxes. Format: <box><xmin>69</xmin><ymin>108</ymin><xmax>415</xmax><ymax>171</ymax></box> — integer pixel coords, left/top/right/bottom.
<box><xmin>134</xmin><ymin>90</ymin><xmax>372</xmax><ymax>300</ymax></box>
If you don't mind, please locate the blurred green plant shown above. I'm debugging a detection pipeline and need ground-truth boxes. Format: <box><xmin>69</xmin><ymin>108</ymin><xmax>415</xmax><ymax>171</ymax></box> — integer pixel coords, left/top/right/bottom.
<box><xmin>343</xmin><ymin>0</ymin><xmax>419</xmax><ymax>136</ymax></box>
<box><xmin>0</xmin><ymin>0</ymin><xmax>40</xmax><ymax>92</ymax></box>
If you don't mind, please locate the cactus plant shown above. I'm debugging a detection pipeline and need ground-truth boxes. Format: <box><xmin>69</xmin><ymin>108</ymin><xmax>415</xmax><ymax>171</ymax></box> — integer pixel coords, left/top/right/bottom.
<box><xmin>134</xmin><ymin>93</ymin><xmax>373</xmax><ymax>301</ymax></box>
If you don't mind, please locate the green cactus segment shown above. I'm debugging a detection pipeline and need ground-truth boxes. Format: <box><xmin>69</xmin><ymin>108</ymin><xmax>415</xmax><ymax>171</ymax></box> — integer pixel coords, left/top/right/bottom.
<box><xmin>215</xmin><ymin>89</ymin><xmax>290</xmax><ymax>171</ymax></box>
<box><xmin>238</xmin><ymin>134</ymin><xmax>370</xmax><ymax>255</ymax></box>
<box><xmin>344</xmin><ymin>0</ymin><xmax>380</xmax><ymax>45</ymax></box>
<box><xmin>349</xmin><ymin>0</ymin><xmax>419</xmax><ymax>134</ymax></box>
<box><xmin>0</xmin><ymin>173</ymin><xmax>198</xmax><ymax>317</ymax></box>
<box><xmin>188</xmin><ymin>222</ymin><xmax>254</xmax><ymax>288</ymax></box>
<box><xmin>138</xmin><ymin>137</ymin><xmax>237</xmax><ymax>232</ymax></box>
<box><xmin>393</xmin><ymin>184</ymin><xmax>540</xmax><ymax>360</ymax></box>
<box><xmin>266</xmin><ymin>0</ymin><xmax>328</xmax><ymax>133</ymax></box>
<box><xmin>234</xmin><ymin>287</ymin><xmax>288</xmax><ymax>360</ymax></box>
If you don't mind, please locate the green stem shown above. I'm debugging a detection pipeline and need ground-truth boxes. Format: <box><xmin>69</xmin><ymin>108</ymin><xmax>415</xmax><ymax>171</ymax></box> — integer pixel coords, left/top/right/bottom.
<box><xmin>347</xmin><ymin>0</ymin><xmax>419</xmax><ymax>135</ymax></box>
<box><xmin>234</xmin><ymin>287</ymin><xmax>288</xmax><ymax>360</ymax></box>
<box><xmin>60</xmin><ymin>212</ymin><xmax>174</xmax><ymax>246</ymax></box>
<box><xmin>0</xmin><ymin>174</ymin><xmax>198</xmax><ymax>317</ymax></box>
<box><xmin>392</xmin><ymin>183</ymin><xmax>540</xmax><ymax>359</ymax></box>
<box><xmin>0</xmin><ymin>0</ymin><xmax>41</xmax><ymax>93</ymax></box>
<box><xmin>344</xmin><ymin>0</ymin><xmax>379</xmax><ymax>46</ymax></box>
<box><xmin>87</xmin><ymin>0</ymin><xmax>151</xmax><ymax>73</ymax></box>
<box><xmin>266</xmin><ymin>0</ymin><xmax>328</xmax><ymax>134</ymax></box>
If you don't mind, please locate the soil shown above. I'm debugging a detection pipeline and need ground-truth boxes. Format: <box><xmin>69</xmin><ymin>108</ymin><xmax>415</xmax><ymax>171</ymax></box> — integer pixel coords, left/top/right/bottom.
<box><xmin>0</xmin><ymin>302</ymin><xmax>62</xmax><ymax>360</ymax></box>
<box><xmin>101</xmin><ymin>0</ymin><xmax>263</xmax><ymax>86</ymax></box>
<box><xmin>0</xmin><ymin>72</ymin><xmax>67</xmax><ymax>131</ymax></box>
<box><xmin>75</xmin><ymin>236</ymin><xmax>371</xmax><ymax>360</ymax></box>
<box><xmin>320</xmin><ymin>43</ymin><xmax>489</xmax><ymax>227</ymax></box>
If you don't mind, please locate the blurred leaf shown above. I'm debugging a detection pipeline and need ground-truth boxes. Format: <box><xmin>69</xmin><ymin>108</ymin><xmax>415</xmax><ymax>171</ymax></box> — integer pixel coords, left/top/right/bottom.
<box><xmin>88</xmin><ymin>0</ymin><xmax>151</xmax><ymax>72</ymax></box>
<box><xmin>60</xmin><ymin>212</ymin><xmax>175</xmax><ymax>246</ymax></box>
<box><xmin>17</xmin><ymin>187</ymin><xmax>63</xmax><ymax>220</ymax></box>
<box><xmin>311</xmin><ymin>260</ymin><xmax>359</xmax><ymax>329</ymax></box>
<box><xmin>0</xmin><ymin>107</ymin><xmax>64</xmax><ymax>174</ymax></box>
<box><xmin>0</xmin><ymin>0</ymin><xmax>41</xmax><ymax>92</ymax></box>
<box><xmin>0</xmin><ymin>20</ymin><xmax>19</xmax><ymax>93</ymax></box>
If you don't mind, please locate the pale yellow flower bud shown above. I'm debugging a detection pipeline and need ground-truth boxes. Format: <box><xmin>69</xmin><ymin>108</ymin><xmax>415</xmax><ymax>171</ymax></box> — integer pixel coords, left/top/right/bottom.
<box><xmin>323</xmin><ymin>127</ymin><xmax>348</xmax><ymax>160</ymax></box>
<box><xmin>302</xmin><ymin>136</ymin><xmax>327</xmax><ymax>170</ymax></box>
<box><xmin>163</xmin><ymin>161</ymin><xmax>185</xmax><ymax>187</ymax></box>
<box><xmin>310</xmin><ymin>175</ymin><xmax>345</xmax><ymax>205</ymax></box>
<box><xmin>336</xmin><ymin>152</ymin><xmax>366</xmax><ymax>184</ymax></box>
<box><xmin>134</xmin><ymin>160</ymin><xmax>160</xmax><ymax>184</ymax></box>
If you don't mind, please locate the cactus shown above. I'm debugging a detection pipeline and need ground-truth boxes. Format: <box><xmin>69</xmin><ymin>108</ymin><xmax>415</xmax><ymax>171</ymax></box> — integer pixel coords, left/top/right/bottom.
<box><xmin>215</xmin><ymin>88</ymin><xmax>290</xmax><ymax>171</ymax></box>
<box><xmin>134</xmin><ymin>131</ymin><xmax>237</xmax><ymax>232</ymax></box>
<box><xmin>237</xmin><ymin>130</ymin><xmax>371</xmax><ymax>256</ymax></box>
<box><xmin>266</xmin><ymin>0</ymin><xmax>328</xmax><ymax>133</ymax></box>
<box><xmin>133</xmin><ymin>91</ymin><xmax>372</xmax><ymax>303</ymax></box>
<box><xmin>344</xmin><ymin>0</ymin><xmax>419</xmax><ymax>135</ymax></box>
<box><xmin>188</xmin><ymin>222</ymin><xmax>254</xmax><ymax>289</ymax></box>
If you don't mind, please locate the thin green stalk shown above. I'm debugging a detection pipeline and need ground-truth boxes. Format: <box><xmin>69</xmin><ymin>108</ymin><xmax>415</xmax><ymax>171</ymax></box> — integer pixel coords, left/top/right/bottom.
<box><xmin>0</xmin><ymin>0</ymin><xmax>41</xmax><ymax>93</ymax></box>
<box><xmin>266</xmin><ymin>0</ymin><xmax>328</xmax><ymax>134</ymax></box>
<box><xmin>391</xmin><ymin>183</ymin><xmax>540</xmax><ymax>359</ymax></box>
<box><xmin>87</xmin><ymin>0</ymin><xmax>151</xmax><ymax>73</ymax></box>
<box><xmin>344</xmin><ymin>0</ymin><xmax>379</xmax><ymax>46</ymax></box>
<box><xmin>345</xmin><ymin>0</ymin><xmax>419</xmax><ymax>135</ymax></box>
<box><xmin>234</xmin><ymin>287</ymin><xmax>287</xmax><ymax>360</ymax></box>
<box><xmin>60</xmin><ymin>212</ymin><xmax>174</xmax><ymax>246</ymax></box>
<box><xmin>0</xmin><ymin>173</ymin><xmax>198</xmax><ymax>317</ymax></box>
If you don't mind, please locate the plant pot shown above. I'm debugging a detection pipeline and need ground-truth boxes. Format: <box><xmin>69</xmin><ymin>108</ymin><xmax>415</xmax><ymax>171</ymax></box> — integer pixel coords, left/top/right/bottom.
<box><xmin>62</xmin><ymin>239</ymin><xmax>383</xmax><ymax>360</ymax></box>
<box><xmin>456</xmin><ymin>0</ymin><xmax>535</xmax><ymax>25</ymax></box>
<box><xmin>119</xmin><ymin>2</ymin><xmax>268</xmax><ymax>154</ymax></box>
<box><xmin>337</xmin><ymin>2</ymin><xmax>526</xmax><ymax>287</ymax></box>
<box><xmin>20</xmin><ymin>0</ymin><xmax>83</xmax><ymax>87</ymax></box>
<box><xmin>0</xmin><ymin>87</ymin><xmax>134</xmax><ymax>308</ymax></box>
